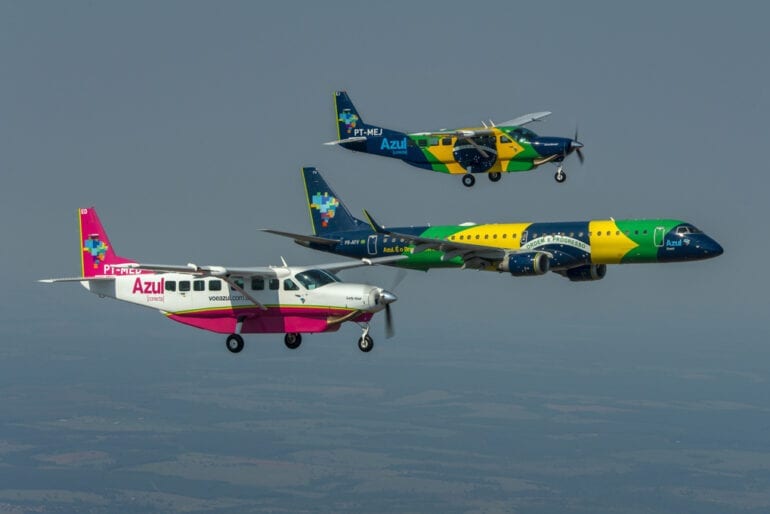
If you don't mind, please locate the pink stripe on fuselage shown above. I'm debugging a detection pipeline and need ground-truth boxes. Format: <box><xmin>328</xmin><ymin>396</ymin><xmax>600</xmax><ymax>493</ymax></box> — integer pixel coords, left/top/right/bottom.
<box><xmin>166</xmin><ymin>306</ymin><xmax>373</xmax><ymax>334</ymax></box>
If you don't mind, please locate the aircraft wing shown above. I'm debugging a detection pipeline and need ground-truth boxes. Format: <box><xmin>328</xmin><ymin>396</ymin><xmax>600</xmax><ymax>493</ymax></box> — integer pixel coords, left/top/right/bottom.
<box><xmin>323</xmin><ymin>136</ymin><xmax>367</xmax><ymax>146</ymax></box>
<box><xmin>260</xmin><ymin>229</ymin><xmax>340</xmax><ymax>248</ymax></box>
<box><xmin>362</xmin><ymin>210</ymin><xmax>507</xmax><ymax>269</ymax></box>
<box><xmin>295</xmin><ymin>255</ymin><xmax>408</xmax><ymax>274</ymax></box>
<box><xmin>498</xmin><ymin>111</ymin><xmax>551</xmax><ymax>127</ymax></box>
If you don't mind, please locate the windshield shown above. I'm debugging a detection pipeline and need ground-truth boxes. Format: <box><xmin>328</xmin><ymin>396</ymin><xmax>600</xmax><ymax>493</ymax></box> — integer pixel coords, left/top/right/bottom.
<box><xmin>509</xmin><ymin>127</ymin><xmax>538</xmax><ymax>143</ymax></box>
<box><xmin>675</xmin><ymin>224</ymin><xmax>703</xmax><ymax>236</ymax></box>
<box><xmin>294</xmin><ymin>269</ymin><xmax>341</xmax><ymax>290</ymax></box>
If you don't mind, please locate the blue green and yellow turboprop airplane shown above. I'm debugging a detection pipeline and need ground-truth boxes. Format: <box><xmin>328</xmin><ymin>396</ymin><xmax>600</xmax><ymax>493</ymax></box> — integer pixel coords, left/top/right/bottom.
<box><xmin>325</xmin><ymin>91</ymin><xmax>584</xmax><ymax>187</ymax></box>
<box><xmin>264</xmin><ymin>168</ymin><xmax>723</xmax><ymax>280</ymax></box>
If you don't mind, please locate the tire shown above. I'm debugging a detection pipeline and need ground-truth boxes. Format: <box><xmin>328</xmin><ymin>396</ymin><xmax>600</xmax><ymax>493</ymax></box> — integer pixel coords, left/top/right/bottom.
<box><xmin>555</xmin><ymin>171</ymin><xmax>566</xmax><ymax>183</ymax></box>
<box><xmin>462</xmin><ymin>174</ymin><xmax>475</xmax><ymax>187</ymax></box>
<box><xmin>488</xmin><ymin>172</ymin><xmax>502</xmax><ymax>182</ymax></box>
<box><xmin>226</xmin><ymin>334</ymin><xmax>244</xmax><ymax>354</ymax></box>
<box><xmin>284</xmin><ymin>332</ymin><xmax>302</xmax><ymax>350</ymax></box>
<box><xmin>358</xmin><ymin>334</ymin><xmax>374</xmax><ymax>353</ymax></box>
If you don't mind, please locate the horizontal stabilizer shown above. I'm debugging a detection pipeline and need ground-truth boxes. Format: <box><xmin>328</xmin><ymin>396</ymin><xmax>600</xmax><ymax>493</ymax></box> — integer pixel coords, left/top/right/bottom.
<box><xmin>39</xmin><ymin>276</ymin><xmax>116</xmax><ymax>283</ymax></box>
<box><xmin>260</xmin><ymin>229</ymin><xmax>340</xmax><ymax>247</ymax></box>
<box><xmin>323</xmin><ymin>136</ymin><xmax>367</xmax><ymax>146</ymax></box>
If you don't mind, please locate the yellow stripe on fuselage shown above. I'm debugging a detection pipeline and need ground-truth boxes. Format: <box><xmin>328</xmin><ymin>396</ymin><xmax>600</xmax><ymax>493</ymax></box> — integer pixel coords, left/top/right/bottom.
<box><xmin>448</xmin><ymin>223</ymin><xmax>531</xmax><ymax>249</ymax></box>
<box><xmin>588</xmin><ymin>220</ymin><xmax>638</xmax><ymax>264</ymax></box>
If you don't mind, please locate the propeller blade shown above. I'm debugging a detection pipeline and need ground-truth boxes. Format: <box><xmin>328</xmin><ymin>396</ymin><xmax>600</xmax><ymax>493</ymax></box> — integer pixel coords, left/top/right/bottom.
<box><xmin>390</xmin><ymin>269</ymin><xmax>407</xmax><ymax>291</ymax></box>
<box><xmin>576</xmin><ymin>148</ymin><xmax>585</xmax><ymax>164</ymax></box>
<box><xmin>385</xmin><ymin>304</ymin><xmax>395</xmax><ymax>339</ymax></box>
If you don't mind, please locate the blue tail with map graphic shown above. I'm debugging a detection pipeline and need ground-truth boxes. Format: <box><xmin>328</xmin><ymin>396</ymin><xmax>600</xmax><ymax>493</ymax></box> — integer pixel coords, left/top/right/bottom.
<box><xmin>302</xmin><ymin>167</ymin><xmax>369</xmax><ymax>236</ymax></box>
<box><xmin>332</xmin><ymin>91</ymin><xmax>412</xmax><ymax>158</ymax></box>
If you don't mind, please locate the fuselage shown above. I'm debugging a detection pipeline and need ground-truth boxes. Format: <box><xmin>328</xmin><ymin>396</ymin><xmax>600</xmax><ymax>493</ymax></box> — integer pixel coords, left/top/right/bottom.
<box><xmin>300</xmin><ymin>219</ymin><xmax>723</xmax><ymax>272</ymax></box>
<box><xmin>342</xmin><ymin>126</ymin><xmax>577</xmax><ymax>175</ymax></box>
<box><xmin>82</xmin><ymin>270</ymin><xmax>383</xmax><ymax>334</ymax></box>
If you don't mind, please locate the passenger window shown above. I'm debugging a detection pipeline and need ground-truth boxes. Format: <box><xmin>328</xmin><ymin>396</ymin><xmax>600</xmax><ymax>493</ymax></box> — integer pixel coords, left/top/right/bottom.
<box><xmin>165</xmin><ymin>280</ymin><xmax>176</xmax><ymax>292</ymax></box>
<box><xmin>179</xmin><ymin>281</ymin><xmax>191</xmax><ymax>292</ymax></box>
<box><xmin>418</xmin><ymin>139</ymin><xmax>427</xmax><ymax>147</ymax></box>
<box><xmin>251</xmin><ymin>277</ymin><xmax>264</xmax><ymax>290</ymax></box>
<box><xmin>193</xmin><ymin>280</ymin><xmax>205</xmax><ymax>291</ymax></box>
<box><xmin>500</xmin><ymin>135</ymin><xmax>512</xmax><ymax>143</ymax></box>
<box><xmin>208</xmin><ymin>280</ymin><xmax>222</xmax><ymax>291</ymax></box>
<box><xmin>269</xmin><ymin>278</ymin><xmax>279</xmax><ymax>290</ymax></box>
<box><xmin>429</xmin><ymin>137</ymin><xmax>439</xmax><ymax>146</ymax></box>
<box><xmin>441</xmin><ymin>137</ymin><xmax>452</xmax><ymax>145</ymax></box>
<box><xmin>283</xmin><ymin>279</ymin><xmax>299</xmax><ymax>291</ymax></box>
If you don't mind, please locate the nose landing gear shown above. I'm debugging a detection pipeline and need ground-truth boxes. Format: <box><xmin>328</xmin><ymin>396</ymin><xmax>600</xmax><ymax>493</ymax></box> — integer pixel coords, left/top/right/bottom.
<box><xmin>554</xmin><ymin>165</ymin><xmax>567</xmax><ymax>183</ymax></box>
<box><xmin>357</xmin><ymin>323</ymin><xmax>374</xmax><ymax>353</ymax></box>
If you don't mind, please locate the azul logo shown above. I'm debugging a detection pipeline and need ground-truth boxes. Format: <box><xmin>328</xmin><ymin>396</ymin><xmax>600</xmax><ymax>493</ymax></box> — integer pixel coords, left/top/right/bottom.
<box><xmin>83</xmin><ymin>234</ymin><xmax>108</xmax><ymax>269</ymax></box>
<box><xmin>132</xmin><ymin>277</ymin><xmax>165</xmax><ymax>294</ymax></box>
<box><xmin>338</xmin><ymin>110</ymin><xmax>359</xmax><ymax>134</ymax></box>
<box><xmin>380</xmin><ymin>137</ymin><xmax>408</xmax><ymax>155</ymax></box>
<box><xmin>666</xmin><ymin>238</ymin><xmax>690</xmax><ymax>247</ymax></box>
<box><xmin>310</xmin><ymin>192</ymin><xmax>340</xmax><ymax>228</ymax></box>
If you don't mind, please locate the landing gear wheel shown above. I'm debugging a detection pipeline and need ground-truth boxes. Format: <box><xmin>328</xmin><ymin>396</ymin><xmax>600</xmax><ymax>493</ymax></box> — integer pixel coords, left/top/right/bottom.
<box><xmin>358</xmin><ymin>334</ymin><xmax>374</xmax><ymax>353</ymax></box>
<box><xmin>461</xmin><ymin>174</ymin><xmax>475</xmax><ymax>188</ymax></box>
<box><xmin>488</xmin><ymin>172</ymin><xmax>502</xmax><ymax>182</ymax></box>
<box><xmin>555</xmin><ymin>169</ymin><xmax>566</xmax><ymax>183</ymax></box>
<box><xmin>225</xmin><ymin>334</ymin><xmax>244</xmax><ymax>354</ymax></box>
<box><xmin>284</xmin><ymin>332</ymin><xmax>302</xmax><ymax>350</ymax></box>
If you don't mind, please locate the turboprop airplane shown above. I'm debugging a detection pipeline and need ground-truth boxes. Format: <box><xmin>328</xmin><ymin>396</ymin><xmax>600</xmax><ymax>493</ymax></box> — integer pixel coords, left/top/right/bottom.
<box><xmin>40</xmin><ymin>207</ymin><xmax>400</xmax><ymax>354</ymax></box>
<box><xmin>264</xmin><ymin>168</ymin><xmax>723</xmax><ymax>281</ymax></box>
<box><xmin>324</xmin><ymin>91</ymin><xmax>584</xmax><ymax>187</ymax></box>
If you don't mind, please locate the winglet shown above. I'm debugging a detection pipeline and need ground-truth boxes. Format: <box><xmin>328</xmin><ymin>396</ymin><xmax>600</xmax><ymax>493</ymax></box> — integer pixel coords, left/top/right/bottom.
<box><xmin>362</xmin><ymin>209</ymin><xmax>387</xmax><ymax>234</ymax></box>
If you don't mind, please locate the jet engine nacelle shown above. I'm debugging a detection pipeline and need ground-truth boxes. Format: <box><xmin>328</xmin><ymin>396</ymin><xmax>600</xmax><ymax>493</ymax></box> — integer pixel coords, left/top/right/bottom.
<box><xmin>498</xmin><ymin>252</ymin><xmax>550</xmax><ymax>276</ymax></box>
<box><xmin>564</xmin><ymin>264</ymin><xmax>607</xmax><ymax>282</ymax></box>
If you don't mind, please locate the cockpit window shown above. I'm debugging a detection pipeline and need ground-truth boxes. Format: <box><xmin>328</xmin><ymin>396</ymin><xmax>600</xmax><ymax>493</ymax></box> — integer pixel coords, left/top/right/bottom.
<box><xmin>676</xmin><ymin>225</ymin><xmax>702</xmax><ymax>236</ymax></box>
<box><xmin>294</xmin><ymin>269</ymin><xmax>341</xmax><ymax>290</ymax></box>
<box><xmin>509</xmin><ymin>127</ymin><xmax>537</xmax><ymax>143</ymax></box>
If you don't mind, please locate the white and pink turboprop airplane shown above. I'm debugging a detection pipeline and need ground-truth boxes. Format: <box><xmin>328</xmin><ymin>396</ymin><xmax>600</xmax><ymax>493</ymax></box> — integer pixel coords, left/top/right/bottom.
<box><xmin>40</xmin><ymin>208</ymin><xmax>400</xmax><ymax>353</ymax></box>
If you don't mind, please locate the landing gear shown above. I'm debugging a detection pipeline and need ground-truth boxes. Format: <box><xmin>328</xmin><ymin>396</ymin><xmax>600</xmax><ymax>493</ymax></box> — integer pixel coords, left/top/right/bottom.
<box><xmin>555</xmin><ymin>166</ymin><xmax>566</xmax><ymax>183</ymax></box>
<box><xmin>284</xmin><ymin>332</ymin><xmax>302</xmax><ymax>350</ymax></box>
<box><xmin>358</xmin><ymin>335</ymin><xmax>374</xmax><ymax>353</ymax></box>
<box><xmin>461</xmin><ymin>174</ymin><xmax>475</xmax><ymax>188</ymax></box>
<box><xmin>488</xmin><ymin>172</ymin><xmax>502</xmax><ymax>182</ymax></box>
<box><xmin>225</xmin><ymin>334</ymin><xmax>244</xmax><ymax>354</ymax></box>
<box><xmin>357</xmin><ymin>324</ymin><xmax>374</xmax><ymax>353</ymax></box>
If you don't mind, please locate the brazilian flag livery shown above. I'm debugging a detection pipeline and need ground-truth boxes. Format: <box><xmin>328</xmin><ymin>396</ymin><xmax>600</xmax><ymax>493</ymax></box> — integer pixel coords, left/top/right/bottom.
<box><xmin>265</xmin><ymin>168</ymin><xmax>723</xmax><ymax>281</ymax></box>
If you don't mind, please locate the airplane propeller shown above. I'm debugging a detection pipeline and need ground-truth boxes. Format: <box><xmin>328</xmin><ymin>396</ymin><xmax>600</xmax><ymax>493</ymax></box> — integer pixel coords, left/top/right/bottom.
<box><xmin>385</xmin><ymin>303</ymin><xmax>395</xmax><ymax>339</ymax></box>
<box><xmin>573</xmin><ymin>127</ymin><xmax>585</xmax><ymax>164</ymax></box>
<box><xmin>377</xmin><ymin>288</ymin><xmax>398</xmax><ymax>339</ymax></box>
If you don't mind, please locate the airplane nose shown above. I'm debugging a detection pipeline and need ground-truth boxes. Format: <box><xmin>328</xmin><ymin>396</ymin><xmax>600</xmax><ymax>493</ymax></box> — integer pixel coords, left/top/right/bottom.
<box><xmin>570</xmin><ymin>140</ymin><xmax>584</xmax><ymax>150</ymax></box>
<box><xmin>705</xmin><ymin>239</ymin><xmax>724</xmax><ymax>257</ymax></box>
<box><xmin>379</xmin><ymin>290</ymin><xmax>398</xmax><ymax>305</ymax></box>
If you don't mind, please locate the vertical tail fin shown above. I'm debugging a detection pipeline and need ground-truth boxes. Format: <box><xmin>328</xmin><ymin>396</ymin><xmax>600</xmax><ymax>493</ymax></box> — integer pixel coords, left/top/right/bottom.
<box><xmin>301</xmin><ymin>167</ymin><xmax>369</xmax><ymax>236</ymax></box>
<box><xmin>334</xmin><ymin>91</ymin><xmax>367</xmax><ymax>140</ymax></box>
<box><xmin>79</xmin><ymin>207</ymin><xmax>135</xmax><ymax>277</ymax></box>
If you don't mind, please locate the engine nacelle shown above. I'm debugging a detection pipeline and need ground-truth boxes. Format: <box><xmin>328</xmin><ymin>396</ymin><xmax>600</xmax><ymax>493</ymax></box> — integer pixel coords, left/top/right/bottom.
<box><xmin>564</xmin><ymin>264</ymin><xmax>607</xmax><ymax>282</ymax></box>
<box><xmin>498</xmin><ymin>252</ymin><xmax>550</xmax><ymax>276</ymax></box>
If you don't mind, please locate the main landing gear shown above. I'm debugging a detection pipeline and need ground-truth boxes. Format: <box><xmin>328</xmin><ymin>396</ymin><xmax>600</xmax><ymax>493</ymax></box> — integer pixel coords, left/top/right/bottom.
<box><xmin>225</xmin><ymin>333</ymin><xmax>244</xmax><ymax>354</ymax></box>
<box><xmin>357</xmin><ymin>323</ymin><xmax>374</xmax><ymax>353</ymax></box>
<box><xmin>284</xmin><ymin>332</ymin><xmax>302</xmax><ymax>350</ymax></box>
<box><xmin>554</xmin><ymin>165</ymin><xmax>567</xmax><ymax>183</ymax></box>
<box><xmin>461</xmin><ymin>174</ymin><xmax>475</xmax><ymax>188</ymax></box>
<box><xmin>488</xmin><ymin>172</ymin><xmax>502</xmax><ymax>182</ymax></box>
